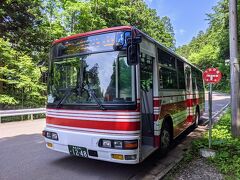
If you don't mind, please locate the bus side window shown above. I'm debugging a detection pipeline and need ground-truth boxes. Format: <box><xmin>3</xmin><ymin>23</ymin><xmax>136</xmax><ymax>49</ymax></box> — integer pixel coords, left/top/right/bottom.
<box><xmin>158</xmin><ymin>48</ymin><xmax>177</xmax><ymax>89</ymax></box>
<box><xmin>185</xmin><ymin>66</ymin><xmax>191</xmax><ymax>92</ymax></box>
<box><xmin>196</xmin><ymin>70</ymin><xmax>204</xmax><ymax>91</ymax></box>
<box><xmin>158</xmin><ymin>48</ymin><xmax>175</xmax><ymax>68</ymax></box>
<box><xmin>140</xmin><ymin>53</ymin><xmax>153</xmax><ymax>92</ymax></box>
<box><xmin>192</xmin><ymin>71</ymin><xmax>196</xmax><ymax>91</ymax></box>
<box><xmin>177</xmin><ymin>60</ymin><xmax>185</xmax><ymax>89</ymax></box>
<box><xmin>159</xmin><ymin>67</ymin><xmax>177</xmax><ymax>89</ymax></box>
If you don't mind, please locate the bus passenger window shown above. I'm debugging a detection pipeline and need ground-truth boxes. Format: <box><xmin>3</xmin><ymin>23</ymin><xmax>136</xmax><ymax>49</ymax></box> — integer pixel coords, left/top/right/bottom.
<box><xmin>159</xmin><ymin>67</ymin><xmax>177</xmax><ymax>89</ymax></box>
<box><xmin>192</xmin><ymin>69</ymin><xmax>204</xmax><ymax>91</ymax></box>
<box><xmin>140</xmin><ymin>53</ymin><xmax>153</xmax><ymax>92</ymax></box>
<box><xmin>177</xmin><ymin>60</ymin><xmax>185</xmax><ymax>89</ymax></box>
<box><xmin>196</xmin><ymin>70</ymin><xmax>204</xmax><ymax>91</ymax></box>
<box><xmin>192</xmin><ymin>71</ymin><xmax>197</xmax><ymax>91</ymax></box>
<box><xmin>158</xmin><ymin>48</ymin><xmax>176</xmax><ymax>68</ymax></box>
<box><xmin>185</xmin><ymin>66</ymin><xmax>191</xmax><ymax>91</ymax></box>
<box><xmin>158</xmin><ymin>48</ymin><xmax>177</xmax><ymax>89</ymax></box>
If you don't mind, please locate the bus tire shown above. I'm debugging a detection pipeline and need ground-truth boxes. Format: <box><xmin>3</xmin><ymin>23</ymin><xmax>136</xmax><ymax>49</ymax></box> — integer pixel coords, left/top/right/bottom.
<box><xmin>159</xmin><ymin>121</ymin><xmax>172</xmax><ymax>156</ymax></box>
<box><xmin>193</xmin><ymin>108</ymin><xmax>200</xmax><ymax>128</ymax></box>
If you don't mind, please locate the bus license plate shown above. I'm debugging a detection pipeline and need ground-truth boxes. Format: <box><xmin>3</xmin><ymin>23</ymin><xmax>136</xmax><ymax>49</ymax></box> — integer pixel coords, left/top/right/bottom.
<box><xmin>68</xmin><ymin>145</ymin><xmax>88</xmax><ymax>158</ymax></box>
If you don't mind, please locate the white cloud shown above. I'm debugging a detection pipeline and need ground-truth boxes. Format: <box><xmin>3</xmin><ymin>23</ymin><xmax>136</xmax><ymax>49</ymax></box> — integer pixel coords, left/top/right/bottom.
<box><xmin>176</xmin><ymin>29</ymin><xmax>186</xmax><ymax>35</ymax></box>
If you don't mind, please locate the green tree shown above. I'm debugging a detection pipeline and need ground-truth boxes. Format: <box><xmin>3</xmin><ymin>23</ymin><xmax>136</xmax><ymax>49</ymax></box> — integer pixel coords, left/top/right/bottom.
<box><xmin>0</xmin><ymin>0</ymin><xmax>176</xmax><ymax>109</ymax></box>
<box><xmin>0</xmin><ymin>38</ymin><xmax>46</xmax><ymax>109</ymax></box>
<box><xmin>54</xmin><ymin>0</ymin><xmax>175</xmax><ymax>48</ymax></box>
<box><xmin>176</xmin><ymin>0</ymin><xmax>239</xmax><ymax>92</ymax></box>
<box><xmin>188</xmin><ymin>44</ymin><xmax>220</xmax><ymax>70</ymax></box>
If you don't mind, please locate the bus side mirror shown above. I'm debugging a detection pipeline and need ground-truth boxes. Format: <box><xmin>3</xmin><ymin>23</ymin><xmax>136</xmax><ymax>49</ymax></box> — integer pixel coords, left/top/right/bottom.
<box><xmin>134</xmin><ymin>35</ymin><xmax>142</xmax><ymax>44</ymax></box>
<box><xmin>127</xmin><ymin>35</ymin><xmax>142</xmax><ymax>66</ymax></box>
<box><xmin>127</xmin><ymin>44</ymin><xmax>140</xmax><ymax>65</ymax></box>
<box><xmin>113</xmin><ymin>42</ymin><xmax>123</xmax><ymax>51</ymax></box>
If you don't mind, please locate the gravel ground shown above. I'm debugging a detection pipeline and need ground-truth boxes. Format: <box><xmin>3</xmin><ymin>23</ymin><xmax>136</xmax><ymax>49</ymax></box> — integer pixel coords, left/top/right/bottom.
<box><xmin>163</xmin><ymin>157</ymin><xmax>224</xmax><ymax>180</ymax></box>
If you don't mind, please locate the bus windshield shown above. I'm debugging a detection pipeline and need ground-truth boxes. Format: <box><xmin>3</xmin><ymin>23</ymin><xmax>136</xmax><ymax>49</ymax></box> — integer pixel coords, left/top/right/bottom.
<box><xmin>47</xmin><ymin>51</ymin><xmax>136</xmax><ymax>109</ymax></box>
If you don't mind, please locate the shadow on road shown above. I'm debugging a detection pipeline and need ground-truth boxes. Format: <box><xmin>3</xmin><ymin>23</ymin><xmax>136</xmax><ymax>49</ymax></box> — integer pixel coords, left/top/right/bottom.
<box><xmin>0</xmin><ymin>127</ymin><xmax>202</xmax><ymax>180</ymax></box>
<box><xmin>0</xmin><ymin>134</ymin><xmax>172</xmax><ymax>180</ymax></box>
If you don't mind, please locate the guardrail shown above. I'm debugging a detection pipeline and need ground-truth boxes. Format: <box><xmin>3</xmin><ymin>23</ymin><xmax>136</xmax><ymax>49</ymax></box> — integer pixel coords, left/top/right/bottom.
<box><xmin>0</xmin><ymin>108</ymin><xmax>46</xmax><ymax>123</ymax></box>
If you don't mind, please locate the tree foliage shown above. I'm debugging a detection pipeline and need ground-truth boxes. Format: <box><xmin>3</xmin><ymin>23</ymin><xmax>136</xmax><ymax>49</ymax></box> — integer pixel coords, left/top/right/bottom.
<box><xmin>177</xmin><ymin>0</ymin><xmax>238</xmax><ymax>92</ymax></box>
<box><xmin>0</xmin><ymin>0</ymin><xmax>176</xmax><ymax>109</ymax></box>
<box><xmin>41</xmin><ymin>0</ymin><xmax>175</xmax><ymax>48</ymax></box>
<box><xmin>0</xmin><ymin>38</ymin><xmax>46</xmax><ymax>109</ymax></box>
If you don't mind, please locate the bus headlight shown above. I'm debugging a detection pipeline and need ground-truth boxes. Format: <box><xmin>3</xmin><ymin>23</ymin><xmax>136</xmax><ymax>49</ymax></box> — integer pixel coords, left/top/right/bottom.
<box><xmin>99</xmin><ymin>139</ymin><xmax>138</xmax><ymax>149</ymax></box>
<box><xmin>42</xmin><ymin>130</ymin><xmax>58</xmax><ymax>141</ymax></box>
<box><xmin>51</xmin><ymin>132</ymin><xmax>58</xmax><ymax>140</ymax></box>
<box><xmin>46</xmin><ymin>131</ymin><xmax>52</xmax><ymax>139</ymax></box>
<box><xmin>113</xmin><ymin>141</ymin><xmax>123</xmax><ymax>149</ymax></box>
<box><xmin>102</xmin><ymin>140</ymin><xmax>111</xmax><ymax>148</ymax></box>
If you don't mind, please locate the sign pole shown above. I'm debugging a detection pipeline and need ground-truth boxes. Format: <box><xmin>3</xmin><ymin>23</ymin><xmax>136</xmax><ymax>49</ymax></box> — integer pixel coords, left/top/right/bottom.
<box><xmin>201</xmin><ymin>67</ymin><xmax>222</xmax><ymax>158</ymax></box>
<box><xmin>208</xmin><ymin>83</ymin><xmax>212</xmax><ymax>149</ymax></box>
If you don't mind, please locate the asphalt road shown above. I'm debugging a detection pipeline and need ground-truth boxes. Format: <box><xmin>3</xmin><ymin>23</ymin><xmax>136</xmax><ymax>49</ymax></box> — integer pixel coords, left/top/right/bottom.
<box><xmin>200</xmin><ymin>92</ymin><xmax>230</xmax><ymax>124</ymax></box>
<box><xmin>0</xmin><ymin>92</ymin><xmax>230</xmax><ymax>180</ymax></box>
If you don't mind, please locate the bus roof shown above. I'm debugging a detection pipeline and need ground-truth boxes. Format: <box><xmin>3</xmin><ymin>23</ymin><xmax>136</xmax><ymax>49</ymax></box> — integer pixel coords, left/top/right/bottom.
<box><xmin>52</xmin><ymin>26</ymin><xmax>132</xmax><ymax>45</ymax></box>
<box><xmin>136</xmin><ymin>29</ymin><xmax>202</xmax><ymax>72</ymax></box>
<box><xmin>52</xmin><ymin>26</ymin><xmax>201</xmax><ymax>72</ymax></box>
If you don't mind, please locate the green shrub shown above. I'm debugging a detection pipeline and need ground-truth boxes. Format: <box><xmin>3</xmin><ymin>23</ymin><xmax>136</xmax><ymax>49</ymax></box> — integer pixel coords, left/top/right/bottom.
<box><xmin>191</xmin><ymin>110</ymin><xmax>240</xmax><ymax>179</ymax></box>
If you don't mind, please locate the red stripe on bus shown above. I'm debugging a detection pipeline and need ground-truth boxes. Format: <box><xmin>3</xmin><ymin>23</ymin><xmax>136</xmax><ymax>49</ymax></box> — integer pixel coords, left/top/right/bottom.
<box><xmin>186</xmin><ymin>98</ymin><xmax>199</xmax><ymax>107</ymax></box>
<box><xmin>154</xmin><ymin>114</ymin><xmax>159</xmax><ymax>121</ymax></box>
<box><xmin>153</xmin><ymin>99</ymin><xmax>160</xmax><ymax>107</ymax></box>
<box><xmin>53</xmin><ymin>26</ymin><xmax>131</xmax><ymax>45</ymax></box>
<box><xmin>186</xmin><ymin>115</ymin><xmax>194</xmax><ymax>123</ymax></box>
<box><xmin>154</xmin><ymin>136</ymin><xmax>160</xmax><ymax>147</ymax></box>
<box><xmin>47</xmin><ymin>115</ymin><xmax>140</xmax><ymax>121</ymax></box>
<box><xmin>154</xmin><ymin>98</ymin><xmax>201</xmax><ymax>111</ymax></box>
<box><xmin>46</xmin><ymin>117</ymin><xmax>140</xmax><ymax>131</ymax></box>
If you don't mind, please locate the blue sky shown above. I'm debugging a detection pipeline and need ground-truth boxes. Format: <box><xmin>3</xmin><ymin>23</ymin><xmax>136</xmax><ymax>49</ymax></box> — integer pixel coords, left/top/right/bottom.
<box><xmin>145</xmin><ymin>0</ymin><xmax>220</xmax><ymax>47</ymax></box>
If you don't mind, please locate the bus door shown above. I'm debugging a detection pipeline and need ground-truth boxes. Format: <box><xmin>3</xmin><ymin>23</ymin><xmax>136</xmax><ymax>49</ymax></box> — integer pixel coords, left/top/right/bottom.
<box><xmin>191</xmin><ymin>69</ymin><xmax>199</xmax><ymax>122</ymax></box>
<box><xmin>140</xmin><ymin>53</ymin><xmax>154</xmax><ymax>145</ymax></box>
<box><xmin>185</xmin><ymin>65</ymin><xmax>194</xmax><ymax>126</ymax></box>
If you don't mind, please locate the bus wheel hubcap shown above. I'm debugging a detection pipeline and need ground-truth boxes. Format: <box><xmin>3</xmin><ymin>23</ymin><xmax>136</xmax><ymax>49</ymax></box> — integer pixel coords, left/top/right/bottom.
<box><xmin>161</xmin><ymin>129</ymin><xmax>170</xmax><ymax>149</ymax></box>
<box><xmin>196</xmin><ymin>113</ymin><xmax>199</xmax><ymax>124</ymax></box>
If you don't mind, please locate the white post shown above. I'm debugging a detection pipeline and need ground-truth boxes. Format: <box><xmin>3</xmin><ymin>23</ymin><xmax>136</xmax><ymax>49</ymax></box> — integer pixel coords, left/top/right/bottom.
<box><xmin>208</xmin><ymin>84</ymin><xmax>213</xmax><ymax>149</ymax></box>
<box><xmin>229</xmin><ymin>0</ymin><xmax>240</xmax><ymax>137</ymax></box>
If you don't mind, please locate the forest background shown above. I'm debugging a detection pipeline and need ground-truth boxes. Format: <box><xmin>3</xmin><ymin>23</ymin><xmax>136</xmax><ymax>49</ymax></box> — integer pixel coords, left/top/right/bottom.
<box><xmin>0</xmin><ymin>0</ymin><xmax>239</xmax><ymax>109</ymax></box>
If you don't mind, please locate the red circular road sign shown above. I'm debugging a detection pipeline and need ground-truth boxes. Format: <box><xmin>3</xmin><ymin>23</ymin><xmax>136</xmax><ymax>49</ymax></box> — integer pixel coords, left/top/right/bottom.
<box><xmin>203</xmin><ymin>68</ymin><xmax>222</xmax><ymax>84</ymax></box>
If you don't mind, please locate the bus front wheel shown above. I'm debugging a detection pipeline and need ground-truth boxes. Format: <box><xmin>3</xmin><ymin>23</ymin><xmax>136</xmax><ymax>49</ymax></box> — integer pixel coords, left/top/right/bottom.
<box><xmin>159</xmin><ymin>121</ymin><xmax>172</xmax><ymax>155</ymax></box>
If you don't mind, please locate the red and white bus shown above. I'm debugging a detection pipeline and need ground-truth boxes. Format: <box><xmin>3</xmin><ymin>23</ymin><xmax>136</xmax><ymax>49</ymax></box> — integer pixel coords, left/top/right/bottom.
<box><xmin>43</xmin><ymin>26</ymin><xmax>205</xmax><ymax>164</ymax></box>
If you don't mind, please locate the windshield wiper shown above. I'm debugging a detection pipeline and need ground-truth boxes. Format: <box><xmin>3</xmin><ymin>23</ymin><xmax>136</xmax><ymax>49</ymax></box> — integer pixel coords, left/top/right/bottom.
<box><xmin>56</xmin><ymin>87</ymin><xmax>75</xmax><ymax>108</ymax></box>
<box><xmin>84</xmin><ymin>84</ymin><xmax>105</xmax><ymax>110</ymax></box>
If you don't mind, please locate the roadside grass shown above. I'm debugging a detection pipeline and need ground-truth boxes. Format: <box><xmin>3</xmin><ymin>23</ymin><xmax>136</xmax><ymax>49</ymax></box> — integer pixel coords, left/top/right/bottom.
<box><xmin>163</xmin><ymin>109</ymin><xmax>240</xmax><ymax>180</ymax></box>
<box><xmin>189</xmin><ymin>110</ymin><xmax>240</xmax><ymax>179</ymax></box>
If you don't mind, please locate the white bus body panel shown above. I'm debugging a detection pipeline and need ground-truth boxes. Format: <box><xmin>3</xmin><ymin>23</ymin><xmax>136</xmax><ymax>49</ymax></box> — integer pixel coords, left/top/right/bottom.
<box><xmin>44</xmin><ymin>125</ymin><xmax>140</xmax><ymax>164</ymax></box>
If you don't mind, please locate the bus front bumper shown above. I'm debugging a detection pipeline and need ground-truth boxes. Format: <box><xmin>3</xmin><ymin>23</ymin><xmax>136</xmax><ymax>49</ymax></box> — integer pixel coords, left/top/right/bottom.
<box><xmin>43</xmin><ymin>126</ymin><xmax>140</xmax><ymax>164</ymax></box>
